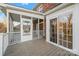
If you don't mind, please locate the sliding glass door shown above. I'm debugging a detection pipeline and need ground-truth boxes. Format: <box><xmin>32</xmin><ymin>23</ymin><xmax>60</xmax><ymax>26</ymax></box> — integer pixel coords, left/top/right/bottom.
<box><xmin>33</xmin><ymin>18</ymin><xmax>38</xmax><ymax>40</ymax></box>
<box><xmin>39</xmin><ymin>19</ymin><xmax>44</xmax><ymax>39</ymax></box>
<box><xmin>58</xmin><ymin>14</ymin><xmax>72</xmax><ymax>49</ymax></box>
<box><xmin>50</xmin><ymin>13</ymin><xmax>72</xmax><ymax>49</ymax></box>
<box><xmin>50</xmin><ymin>18</ymin><xmax>57</xmax><ymax>43</ymax></box>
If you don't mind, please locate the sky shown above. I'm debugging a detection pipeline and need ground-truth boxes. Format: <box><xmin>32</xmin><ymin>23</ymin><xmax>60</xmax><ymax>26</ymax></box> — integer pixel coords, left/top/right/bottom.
<box><xmin>8</xmin><ymin>3</ymin><xmax>37</xmax><ymax>10</ymax></box>
<box><xmin>0</xmin><ymin>10</ymin><xmax>6</xmax><ymax>22</ymax></box>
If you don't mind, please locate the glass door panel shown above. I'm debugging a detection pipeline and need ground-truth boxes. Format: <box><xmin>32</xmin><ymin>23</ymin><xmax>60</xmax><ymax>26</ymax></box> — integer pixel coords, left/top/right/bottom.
<box><xmin>39</xmin><ymin>19</ymin><xmax>44</xmax><ymax>39</ymax></box>
<box><xmin>50</xmin><ymin>13</ymin><xmax>72</xmax><ymax>49</ymax></box>
<box><xmin>50</xmin><ymin>18</ymin><xmax>57</xmax><ymax>43</ymax></box>
<box><xmin>33</xmin><ymin>18</ymin><xmax>38</xmax><ymax>40</ymax></box>
<box><xmin>58</xmin><ymin>14</ymin><xmax>72</xmax><ymax>49</ymax></box>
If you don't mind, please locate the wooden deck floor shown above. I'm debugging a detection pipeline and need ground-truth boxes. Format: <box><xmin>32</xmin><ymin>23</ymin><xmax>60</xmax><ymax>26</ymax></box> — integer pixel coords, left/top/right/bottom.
<box><xmin>4</xmin><ymin>39</ymin><xmax>77</xmax><ymax>56</ymax></box>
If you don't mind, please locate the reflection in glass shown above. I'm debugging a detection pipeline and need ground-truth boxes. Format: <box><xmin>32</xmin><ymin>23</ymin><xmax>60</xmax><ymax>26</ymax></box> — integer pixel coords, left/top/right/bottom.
<box><xmin>33</xmin><ymin>18</ymin><xmax>38</xmax><ymax>39</ymax></box>
<box><xmin>68</xmin><ymin>42</ymin><xmax>72</xmax><ymax>49</ymax></box>
<box><xmin>63</xmin><ymin>41</ymin><xmax>67</xmax><ymax>47</ymax></box>
<box><xmin>50</xmin><ymin>18</ymin><xmax>57</xmax><ymax>43</ymax></box>
<box><xmin>58</xmin><ymin>14</ymin><xmax>72</xmax><ymax>49</ymax></box>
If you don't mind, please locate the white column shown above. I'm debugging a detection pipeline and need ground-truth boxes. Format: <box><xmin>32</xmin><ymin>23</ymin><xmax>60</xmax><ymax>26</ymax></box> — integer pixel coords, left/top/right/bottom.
<box><xmin>31</xmin><ymin>17</ymin><xmax>33</xmax><ymax>40</ymax></box>
<box><xmin>6</xmin><ymin>11</ymin><xmax>9</xmax><ymax>47</ymax></box>
<box><xmin>20</xmin><ymin>15</ymin><xmax>23</xmax><ymax>42</ymax></box>
<box><xmin>43</xmin><ymin>16</ymin><xmax>46</xmax><ymax>38</ymax></box>
<box><xmin>46</xmin><ymin>17</ymin><xmax>50</xmax><ymax>42</ymax></box>
<box><xmin>43</xmin><ymin>19</ymin><xmax>45</xmax><ymax>37</ymax></box>
<box><xmin>38</xmin><ymin>18</ymin><xmax>40</xmax><ymax>39</ymax></box>
<box><xmin>7</xmin><ymin>11</ymin><xmax>9</xmax><ymax>33</ymax></box>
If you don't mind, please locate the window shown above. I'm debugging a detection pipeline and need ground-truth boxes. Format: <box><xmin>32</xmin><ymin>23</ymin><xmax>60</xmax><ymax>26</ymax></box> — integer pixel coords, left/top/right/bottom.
<box><xmin>23</xmin><ymin>20</ymin><xmax>31</xmax><ymax>33</ymax></box>
<box><xmin>22</xmin><ymin>16</ymin><xmax>31</xmax><ymax>34</ymax></box>
<box><xmin>50</xmin><ymin>13</ymin><xmax>73</xmax><ymax>49</ymax></box>
<box><xmin>9</xmin><ymin>13</ymin><xmax>20</xmax><ymax>32</ymax></box>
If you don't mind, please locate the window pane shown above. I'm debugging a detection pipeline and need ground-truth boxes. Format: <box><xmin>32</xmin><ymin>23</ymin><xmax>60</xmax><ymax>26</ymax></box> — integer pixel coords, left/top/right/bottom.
<box><xmin>23</xmin><ymin>20</ymin><xmax>31</xmax><ymax>33</ymax></box>
<box><xmin>9</xmin><ymin>13</ymin><xmax>20</xmax><ymax>32</ymax></box>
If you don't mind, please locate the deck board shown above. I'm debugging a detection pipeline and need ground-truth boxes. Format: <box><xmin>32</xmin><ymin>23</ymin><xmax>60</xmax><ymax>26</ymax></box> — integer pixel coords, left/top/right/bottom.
<box><xmin>4</xmin><ymin>39</ymin><xmax>77</xmax><ymax>56</ymax></box>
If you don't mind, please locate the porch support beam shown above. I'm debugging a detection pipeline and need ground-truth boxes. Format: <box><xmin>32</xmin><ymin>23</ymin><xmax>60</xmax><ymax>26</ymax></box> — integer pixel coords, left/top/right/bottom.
<box><xmin>20</xmin><ymin>15</ymin><xmax>22</xmax><ymax>42</ymax></box>
<box><xmin>31</xmin><ymin>17</ymin><xmax>33</xmax><ymax>40</ymax></box>
<box><xmin>38</xmin><ymin>18</ymin><xmax>40</xmax><ymax>39</ymax></box>
<box><xmin>43</xmin><ymin>19</ymin><xmax>45</xmax><ymax>37</ymax></box>
<box><xmin>7</xmin><ymin>11</ymin><xmax>9</xmax><ymax>33</ymax></box>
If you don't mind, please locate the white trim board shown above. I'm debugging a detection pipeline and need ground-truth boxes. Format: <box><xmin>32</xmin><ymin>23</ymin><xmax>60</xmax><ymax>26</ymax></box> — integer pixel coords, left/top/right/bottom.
<box><xmin>7</xmin><ymin>9</ymin><xmax>44</xmax><ymax>19</ymax></box>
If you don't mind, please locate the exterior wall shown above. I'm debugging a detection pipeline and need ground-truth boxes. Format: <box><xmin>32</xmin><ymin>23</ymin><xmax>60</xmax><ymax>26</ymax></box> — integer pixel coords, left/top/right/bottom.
<box><xmin>73</xmin><ymin>4</ymin><xmax>79</xmax><ymax>54</ymax></box>
<box><xmin>46</xmin><ymin>4</ymin><xmax>79</xmax><ymax>55</ymax></box>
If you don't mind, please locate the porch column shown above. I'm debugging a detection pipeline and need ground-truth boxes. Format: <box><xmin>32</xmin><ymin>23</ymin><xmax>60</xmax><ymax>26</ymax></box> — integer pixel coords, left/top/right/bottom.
<box><xmin>31</xmin><ymin>17</ymin><xmax>33</xmax><ymax>40</ymax></box>
<box><xmin>20</xmin><ymin>15</ymin><xmax>22</xmax><ymax>42</ymax></box>
<box><xmin>7</xmin><ymin>11</ymin><xmax>9</xmax><ymax>33</ymax></box>
<box><xmin>38</xmin><ymin>18</ymin><xmax>40</xmax><ymax>39</ymax></box>
<box><xmin>43</xmin><ymin>19</ymin><xmax>45</xmax><ymax>37</ymax></box>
